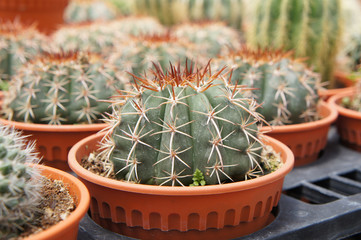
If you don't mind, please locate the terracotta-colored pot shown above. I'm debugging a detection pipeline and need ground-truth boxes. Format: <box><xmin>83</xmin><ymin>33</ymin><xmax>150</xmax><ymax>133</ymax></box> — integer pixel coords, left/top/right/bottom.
<box><xmin>328</xmin><ymin>89</ymin><xmax>361</xmax><ymax>152</ymax></box>
<box><xmin>0</xmin><ymin>0</ymin><xmax>69</xmax><ymax>35</ymax></box>
<box><xmin>0</xmin><ymin>118</ymin><xmax>108</xmax><ymax>171</ymax></box>
<box><xmin>318</xmin><ymin>71</ymin><xmax>356</xmax><ymax>101</ymax></box>
<box><xmin>261</xmin><ymin>101</ymin><xmax>338</xmax><ymax>167</ymax></box>
<box><xmin>68</xmin><ymin>133</ymin><xmax>294</xmax><ymax>240</ymax></box>
<box><xmin>24</xmin><ymin>164</ymin><xmax>90</xmax><ymax>240</ymax></box>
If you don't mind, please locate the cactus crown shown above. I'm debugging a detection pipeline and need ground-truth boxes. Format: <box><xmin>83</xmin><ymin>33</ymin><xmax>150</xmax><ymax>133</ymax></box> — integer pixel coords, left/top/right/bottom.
<box><xmin>214</xmin><ymin>47</ymin><xmax>322</xmax><ymax>126</ymax></box>
<box><xmin>0</xmin><ymin>125</ymin><xmax>42</xmax><ymax>239</ymax></box>
<box><xmin>2</xmin><ymin>51</ymin><xmax>124</xmax><ymax>125</ymax></box>
<box><xmin>98</xmin><ymin>61</ymin><xmax>271</xmax><ymax>186</ymax></box>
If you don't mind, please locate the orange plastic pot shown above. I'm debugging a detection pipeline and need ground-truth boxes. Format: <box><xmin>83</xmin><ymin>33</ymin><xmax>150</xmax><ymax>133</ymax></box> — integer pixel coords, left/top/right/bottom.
<box><xmin>328</xmin><ymin>89</ymin><xmax>361</xmax><ymax>152</ymax></box>
<box><xmin>68</xmin><ymin>132</ymin><xmax>294</xmax><ymax>240</ymax></box>
<box><xmin>0</xmin><ymin>0</ymin><xmax>69</xmax><ymax>35</ymax></box>
<box><xmin>261</xmin><ymin>101</ymin><xmax>338</xmax><ymax>167</ymax></box>
<box><xmin>0</xmin><ymin>118</ymin><xmax>108</xmax><ymax>171</ymax></box>
<box><xmin>24</xmin><ymin>164</ymin><xmax>90</xmax><ymax>240</ymax></box>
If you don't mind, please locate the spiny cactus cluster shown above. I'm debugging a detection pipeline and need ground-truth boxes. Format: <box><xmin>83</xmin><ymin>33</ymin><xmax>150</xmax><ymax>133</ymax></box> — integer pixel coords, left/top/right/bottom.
<box><xmin>0</xmin><ymin>125</ymin><xmax>42</xmax><ymax>239</ymax></box>
<box><xmin>214</xmin><ymin>48</ymin><xmax>321</xmax><ymax>126</ymax></box>
<box><xmin>64</xmin><ymin>0</ymin><xmax>117</xmax><ymax>23</ymax></box>
<box><xmin>108</xmin><ymin>34</ymin><xmax>196</xmax><ymax>79</ymax></box>
<box><xmin>247</xmin><ymin>0</ymin><xmax>342</xmax><ymax>88</ymax></box>
<box><xmin>98</xmin><ymin>62</ymin><xmax>271</xmax><ymax>186</ymax></box>
<box><xmin>2</xmin><ymin>51</ymin><xmax>124</xmax><ymax>125</ymax></box>
<box><xmin>341</xmin><ymin>80</ymin><xmax>361</xmax><ymax>111</ymax></box>
<box><xmin>0</xmin><ymin>21</ymin><xmax>48</xmax><ymax>82</ymax></box>
<box><xmin>132</xmin><ymin>0</ymin><xmax>244</xmax><ymax>28</ymax></box>
<box><xmin>342</xmin><ymin>34</ymin><xmax>361</xmax><ymax>72</ymax></box>
<box><xmin>172</xmin><ymin>21</ymin><xmax>242</xmax><ymax>59</ymax></box>
<box><xmin>52</xmin><ymin>16</ymin><xmax>166</xmax><ymax>55</ymax></box>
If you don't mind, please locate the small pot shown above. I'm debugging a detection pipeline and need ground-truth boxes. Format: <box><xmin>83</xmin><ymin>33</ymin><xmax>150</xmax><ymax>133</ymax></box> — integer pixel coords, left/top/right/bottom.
<box><xmin>261</xmin><ymin>101</ymin><xmax>338</xmax><ymax>167</ymax></box>
<box><xmin>328</xmin><ymin>89</ymin><xmax>361</xmax><ymax>152</ymax></box>
<box><xmin>24</xmin><ymin>164</ymin><xmax>90</xmax><ymax>240</ymax></box>
<box><xmin>0</xmin><ymin>0</ymin><xmax>69</xmax><ymax>34</ymax></box>
<box><xmin>0</xmin><ymin>118</ymin><xmax>108</xmax><ymax>171</ymax></box>
<box><xmin>68</xmin><ymin>132</ymin><xmax>294</xmax><ymax>240</ymax></box>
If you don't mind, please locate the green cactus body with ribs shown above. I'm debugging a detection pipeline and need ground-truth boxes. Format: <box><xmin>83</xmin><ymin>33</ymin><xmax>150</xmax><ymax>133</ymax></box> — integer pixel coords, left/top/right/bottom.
<box><xmin>133</xmin><ymin>0</ymin><xmax>243</xmax><ymax>28</ymax></box>
<box><xmin>247</xmin><ymin>0</ymin><xmax>342</xmax><ymax>87</ymax></box>
<box><xmin>64</xmin><ymin>0</ymin><xmax>116</xmax><ymax>23</ymax></box>
<box><xmin>0</xmin><ymin>125</ymin><xmax>42</xmax><ymax>239</ymax></box>
<box><xmin>3</xmin><ymin>52</ymin><xmax>124</xmax><ymax>125</ymax></box>
<box><xmin>215</xmin><ymin>49</ymin><xmax>321</xmax><ymax>126</ymax></box>
<box><xmin>0</xmin><ymin>22</ymin><xmax>47</xmax><ymax>81</ymax></box>
<box><xmin>100</xmin><ymin>63</ymin><xmax>266</xmax><ymax>186</ymax></box>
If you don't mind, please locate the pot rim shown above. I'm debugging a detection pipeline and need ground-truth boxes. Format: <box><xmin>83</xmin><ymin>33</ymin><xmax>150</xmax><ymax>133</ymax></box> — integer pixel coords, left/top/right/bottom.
<box><xmin>261</xmin><ymin>100</ymin><xmax>338</xmax><ymax>133</ymax></box>
<box><xmin>0</xmin><ymin>118</ymin><xmax>109</xmax><ymax>132</ymax></box>
<box><xmin>68</xmin><ymin>133</ymin><xmax>294</xmax><ymax>196</ymax></box>
<box><xmin>328</xmin><ymin>88</ymin><xmax>361</xmax><ymax>120</ymax></box>
<box><xmin>24</xmin><ymin>164</ymin><xmax>90</xmax><ymax>240</ymax></box>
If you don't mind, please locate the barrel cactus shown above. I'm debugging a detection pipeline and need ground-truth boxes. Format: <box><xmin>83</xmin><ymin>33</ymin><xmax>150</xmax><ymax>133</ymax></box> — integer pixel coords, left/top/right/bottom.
<box><xmin>172</xmin><ymin>21</ymin><xmax>242</xmax><ymax>59</ymax></box>
<box><xmin>133</xmin><ymin>0</ymin><xmax>244</xmax><ymax>28</ymax></box>
<box><xmin>64</xmin><ymin>0</ymin><xmax>117</xmax><ymax>23</ymax></box>
<box><xmin>214</xmin><ymin>48</ymin><xmax>322</xmax><ymax>126</ymax></box>
<box><xmin>0</xmin><ymin>125</ymin><xmax>42</xmax><ymax>239</ymax></box>
<box><xmin>98</xmin><ymin>62</ymin><xmax>270</xmax><ymax>186</ymax></box>
<box><xmin>342</xmin><ymin>80</ymin><xmax>361</xmax><ymax>111</ymax></box>
<box><xmin>246</xmin><ymin>0</ymin><xmax>342</xmax><ymax>88</ymax></box>
<box><xmin>53</xmin><ymin>16</ymin><xmax>166</xmax><ymax>55</ymax></box>
<box><xmin>0</xmin><ymin>21</ymin><xmax>47</xmax><ymax>82</ymax></box>
<box><xmin>2</xmin><ymin>51</ymin><xmax>125</xmax><ymax>125</ymax></box>
<box><xmin>108</xmin><ymin>34</ymin><xmax>195</xmax><ymax>79</ymax></box>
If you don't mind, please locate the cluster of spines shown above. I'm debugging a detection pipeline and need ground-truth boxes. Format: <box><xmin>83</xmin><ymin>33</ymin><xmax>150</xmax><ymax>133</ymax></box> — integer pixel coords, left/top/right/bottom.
<box><xmin>98</xmin><ymin>62</ymin><xmax>270</xmax><ymax>186</ymax></box>
<box><xmin>0</xmin><ymin>125</ymin><xmax>42</xmax><ymax>239</ymax></box>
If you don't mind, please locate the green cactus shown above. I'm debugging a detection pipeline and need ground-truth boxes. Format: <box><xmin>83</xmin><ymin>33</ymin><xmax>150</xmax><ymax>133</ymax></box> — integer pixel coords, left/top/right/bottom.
<box><xmin>342</xmin><ymin>34</ymin><xmax>361</xmax><ymax>72</ymax></box>
<box><xmin>246</xmin><ymin>0</ymin><xmax>343</xmax><ymax>88</ymax></box>
<box><xmin>133</xmin><ymin>0</ymin><xmax>244</xmax><ymax>28</ymax></box>
<box><xmin>64</xmin><ymin>0</ymin><xmax>117</xmax><ymax>23</ymax></box>
<box><xmin>0</xmin><ymin>21</ymin><xmax>48</xmax><ymax>82</ymax></box>
<box><xmin>341</xmin><ymin>80</ymin><xmax>361</xmax><ymax>111</ymax></box>
<box><xmin>2</xmin><ymin>51</ymin><xmax>125</xmax><ymax>125</ymax></box>
<box><xmin>214</xmin><ymin>48</ymin><xmax>321</xmax><ymax>126</ymax></box>
<box><xmin>172</xmin><ymin>21</ymin><xmax>242</xmax><ymax>59</ymax></box>
<box><xmin>53</xmin><ymin>16</ymin><xmax>166</xmax><ymax>55</ymax></box>
<box><xmin>0</xmin><ymin>125</ymin><xmax>43</xmax><ymax>239</ymax></box>
<box><xmin>108</xmin><ymin>34</ymin><xmax>196</xmax><ymax>79</ymax></box>
<box><xmin>98</xmin><ymin>62</ymin><xmax>269</xmax><ymax>186</ymax></box>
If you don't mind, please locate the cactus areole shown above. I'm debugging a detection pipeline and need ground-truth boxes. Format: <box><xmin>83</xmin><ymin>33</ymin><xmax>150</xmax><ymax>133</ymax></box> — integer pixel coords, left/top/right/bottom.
<box><xmin>100</xmin><ymin>62</ymin><xmax>268</xmax><ymax>186</ymax></box>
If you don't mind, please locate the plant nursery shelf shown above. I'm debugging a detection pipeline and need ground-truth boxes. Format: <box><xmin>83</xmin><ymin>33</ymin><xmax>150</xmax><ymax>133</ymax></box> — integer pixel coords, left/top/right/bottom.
<box><xmin>77</xmin><ymin>126</ymin><xmax>361</xmax><ymax>240</ymax></box>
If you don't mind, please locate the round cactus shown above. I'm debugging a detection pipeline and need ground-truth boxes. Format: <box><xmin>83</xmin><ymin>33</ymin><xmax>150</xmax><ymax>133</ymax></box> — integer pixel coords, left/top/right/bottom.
<box><xmin>64</xmin><ymin>0</ymin><xmax>117</xmax><ymax>23</ymax></box>
<box><xmin>246</xmin><ymin>0</ymin><xmax>342</xmax><ymax>87</ymax></box>
<box><xmin>52</xmin><ymin>16</ymin><xmax>166</xmax><ymax>55</ymax></box>
<box><xmin>214</xmin><ymin>48</ymin><xmax>321</xmax><ymax>126</ymax></box>
<box><xmin>0</xmin><ymin>21</ymin><xmax>48</xmax><ymax>81</ymax></box>
<box><xmin>172</xmin><ymin>21</ymin><xmax>242</xmax><ymax>59</ymax></box>
<box><xmin>2</xmin><ymin>51</ymin><xmax>125</xmax><ymax>125</ymax></box>
<box><xmin>0</xmin><ymin>125</ymin><xmax>42</xmax><ymax>239</ymax></box>
<box><xmin>108</xmin><ymin>34</ymin><xmax>196</xmax><ymax>79</ymax></box>
<box><xmin>99</xmin><ymin>62</ymin><xmax>268</xmax><ymax>186</ymax></box>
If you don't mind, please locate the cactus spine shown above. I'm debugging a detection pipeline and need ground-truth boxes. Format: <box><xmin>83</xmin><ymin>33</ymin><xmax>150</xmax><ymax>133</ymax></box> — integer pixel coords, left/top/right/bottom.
<box><xmin>2</xmin><ymin>52</ymin><xmax>124</xmax><ymax>125</ymax></box>
<box><xmin>0</xmin><ymin>125</ymin><xmax>42</xmax><ymax>239</ymax></box>
<box><xmin>215</xmin><ymin>48</ymin><xmax>321</xmax><ymax>126</ymax></box>
<box><xmin>0</xmin><ymin>21</ymin><xmax>47</xmax><ymax>81</ymax></box>
<box><xmin>247</xmin><ymin>0</ymin><xmax>342</xmax><ymax>88</ymax></box>
<box><xmin>99</xmin><ymin>62</ymin><xmax>269</xmax><ymax>186</ymax></box>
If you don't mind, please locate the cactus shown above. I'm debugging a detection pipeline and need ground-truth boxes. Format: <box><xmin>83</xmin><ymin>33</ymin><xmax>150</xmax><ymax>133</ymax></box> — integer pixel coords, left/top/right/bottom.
<box><xmin>53</xmin><ymin>16</ymin><xmax>166</xmax><ymax>55</ymax></box>
<box><xmin>0</xmin><ymin>125</ymin><xmax>42</xmax><ymax>239</ymax></box>
<box><xmin>341</xmin><ymin>34</ymin><xmax>361</xmax><ymax>72</ymax></box>
<box><xmin>132</xmin><ymin>0</ymin><xmax>244</xmax><ymax>28</ymax></box>
<box><xmin>172</xmin><ymin>21</ymin><xmax>242</xmax><ymax>59</ymax></box>
<box><xmin>108</xmin><ymin>34</ymin><xmax>196</xmax><ymax>79</ymax></box>
<box><xmin>98</xmin><ymin>61</ymin><xmax>270</xmax><ymax>186</ymax></box>
<box><xmin>2</xmin><ymin>51</ymin><xmax>125</xmax><ymax>125</ymax></box>
<box><xmin>246</xmin><ymin>0</ymin><xmax>342</xmax><ymax>88</ymax></box>
<box><xmin>214</xmin><ymin>48</ymin><xmax>321</xmax><ymax>126</ymax></box>
<box><xmin>342</xmin><ymin>80</ymin><xmax>361</xmax><ymax>111</ymax></box>
<box><xmin>64</xmin><ymin>0</ymin><xmax>117</xmax><ymax>23</ymax></box>
<box><xmin>0</xmin><ymin>21</ymin><xmax>48</xmax><ymax>81</ymax></box>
